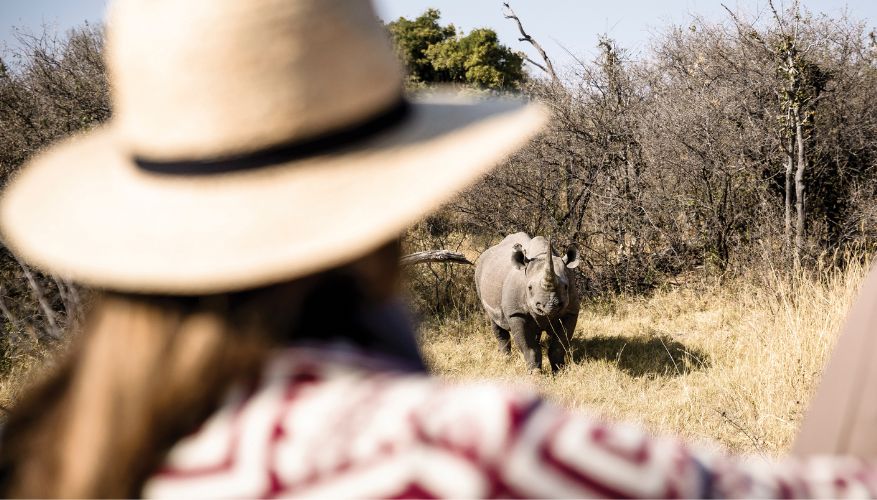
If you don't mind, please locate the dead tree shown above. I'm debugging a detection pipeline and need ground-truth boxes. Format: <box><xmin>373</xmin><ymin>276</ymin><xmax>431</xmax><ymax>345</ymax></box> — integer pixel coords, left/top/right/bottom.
<box><xmin>723</xmin><ymin>0</ymin><xmax>825</xmax><ymax>269</ymax></box>
<box><xmin>502</xmin><ymin>2</ymin><xmax>559</xmax><ymax>84</ymax></box>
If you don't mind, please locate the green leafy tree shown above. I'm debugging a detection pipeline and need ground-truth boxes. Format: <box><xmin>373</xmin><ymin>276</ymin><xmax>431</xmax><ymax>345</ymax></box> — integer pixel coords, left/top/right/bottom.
<box><xmin>386</xmin><ymin>9</ymin><xmax>524</xmax><ymax>90</ymax></box>
<box><xmin>386</xmin><ymin>9</ymin><xmax>456</xmax><ymax>85</ymax></box>
<box><xmin>427</xmin><ymin>28</ymin><xmax>524</xmax><ymax>89</ymax></box>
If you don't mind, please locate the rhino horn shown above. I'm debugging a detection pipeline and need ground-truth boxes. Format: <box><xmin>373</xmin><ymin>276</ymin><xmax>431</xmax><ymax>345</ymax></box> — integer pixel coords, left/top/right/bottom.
<box><xmin>542</xmin><ymin>236</ymin><xmax>557</xmax><ymax>290</ymax></box>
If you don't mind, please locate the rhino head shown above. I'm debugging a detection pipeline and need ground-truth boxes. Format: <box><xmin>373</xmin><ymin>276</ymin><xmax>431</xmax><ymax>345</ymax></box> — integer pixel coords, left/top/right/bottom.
<box><xmin>511</xmin><ymin>236</ymin><xmax>581</xmax><ymax>318</ymax></box>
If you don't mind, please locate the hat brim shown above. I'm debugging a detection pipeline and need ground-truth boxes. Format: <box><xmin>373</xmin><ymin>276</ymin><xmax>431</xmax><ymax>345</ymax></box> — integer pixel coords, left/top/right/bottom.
<box><xmin>0</xmin><ymin>94</ymin><xmax>547</xmax><ymax>293</ymax></box>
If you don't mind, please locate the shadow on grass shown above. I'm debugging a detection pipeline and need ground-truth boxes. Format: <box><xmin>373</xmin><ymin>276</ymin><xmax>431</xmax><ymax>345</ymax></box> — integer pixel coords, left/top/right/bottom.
<box><xmin>569</xmin><ymin>333</ymin><xmax>710</xmax><ymax>378</ymax></box>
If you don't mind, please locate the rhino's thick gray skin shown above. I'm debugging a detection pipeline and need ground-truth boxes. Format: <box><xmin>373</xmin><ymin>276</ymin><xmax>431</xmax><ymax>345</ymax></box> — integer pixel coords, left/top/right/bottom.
<box><xmin>475</xmin><ymin>232</ymin><xmax>581</xmax><ymax>373</ymax></box>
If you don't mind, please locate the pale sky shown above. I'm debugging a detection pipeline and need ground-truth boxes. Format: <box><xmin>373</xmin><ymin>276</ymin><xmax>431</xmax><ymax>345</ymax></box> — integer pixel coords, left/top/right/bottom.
<box><xmin>1</xmin><ymin>1</ymin><xmax>875</xmax><ymax>71</ymax></box>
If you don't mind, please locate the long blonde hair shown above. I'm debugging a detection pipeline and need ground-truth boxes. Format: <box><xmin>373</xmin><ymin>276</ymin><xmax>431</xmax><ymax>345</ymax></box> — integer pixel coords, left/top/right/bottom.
<box><xmin>0</xmin><ymin>241</ymin><xmax>401</xmax><ymax>497</ymax></box>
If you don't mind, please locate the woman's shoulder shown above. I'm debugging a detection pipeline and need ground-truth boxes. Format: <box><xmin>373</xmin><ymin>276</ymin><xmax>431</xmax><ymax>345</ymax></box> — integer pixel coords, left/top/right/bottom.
<box><xmin>143</xmin><ymin>344</ymin><xmax>543</xmax><ymax>498</ymax></box>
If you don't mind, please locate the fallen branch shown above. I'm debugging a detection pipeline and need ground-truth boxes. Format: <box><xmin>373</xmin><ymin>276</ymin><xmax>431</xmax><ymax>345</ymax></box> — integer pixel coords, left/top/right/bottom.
<box><xmin>400</xmin><ymin>250</ymin><xmax>473</xmax><ymax>266</ymax></box>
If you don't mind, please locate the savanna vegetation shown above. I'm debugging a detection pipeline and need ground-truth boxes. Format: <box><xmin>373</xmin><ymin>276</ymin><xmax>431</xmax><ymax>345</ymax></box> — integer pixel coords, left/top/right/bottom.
<box><xmin>0</xmin><ymin>3</ymin><xmax>876</xmax><ymax>456</ymax></box>
<box><xmin>397</xmin><ymin>3</ymin><xmax>877</xmax><ymax>456</ymax></box>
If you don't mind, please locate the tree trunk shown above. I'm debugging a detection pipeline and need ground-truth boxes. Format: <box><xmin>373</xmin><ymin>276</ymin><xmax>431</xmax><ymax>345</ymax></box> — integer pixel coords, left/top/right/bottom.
<box><xmin>784</xmin><ymin>119</ymin><xmax>794</xmax><ymax>257</ymax></box>
<box><xmin>793</xmin><ymin>106</ymin><xmax>807</xmax><ymax>270</ymax></box>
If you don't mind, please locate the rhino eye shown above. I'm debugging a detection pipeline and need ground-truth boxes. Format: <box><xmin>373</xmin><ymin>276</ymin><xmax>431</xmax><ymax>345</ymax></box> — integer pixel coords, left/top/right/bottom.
<box><xmin>527</xmin><ymin>285</ymin><xmax>532</xmax><ymax>291</ymax></box>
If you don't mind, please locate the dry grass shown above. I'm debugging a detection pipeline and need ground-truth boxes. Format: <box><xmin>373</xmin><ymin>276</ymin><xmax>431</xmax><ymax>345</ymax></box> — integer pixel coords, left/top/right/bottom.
<box><xmin>0</xmin><ymin>335</ymin><xmax>53</xmax><ymax>413</ymax></box>
<box><xmin>418</xmin><ymin>259</ymin><xmax>871</xmax><ymax>457</ymax></box>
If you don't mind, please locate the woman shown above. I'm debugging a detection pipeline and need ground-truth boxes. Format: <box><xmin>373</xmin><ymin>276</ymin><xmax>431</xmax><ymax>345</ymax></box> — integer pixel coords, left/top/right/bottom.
<box><xmin>0</xmin><ymin>0</ymin><xmax>874</xmax><ymax>497</ymax></box>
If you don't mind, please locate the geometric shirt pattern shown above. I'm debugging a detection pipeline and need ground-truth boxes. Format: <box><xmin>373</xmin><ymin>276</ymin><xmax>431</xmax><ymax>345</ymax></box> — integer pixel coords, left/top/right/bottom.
<box><xmin>144</xmin><ymin>345</ymin><xmax>877</xmax><ymax>498</ymax></box>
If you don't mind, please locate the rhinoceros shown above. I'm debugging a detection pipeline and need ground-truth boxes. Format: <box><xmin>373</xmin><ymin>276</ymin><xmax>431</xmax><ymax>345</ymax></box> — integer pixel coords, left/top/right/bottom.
<box><xmin>475</xmin><ymin>232</ymin><xmax>581</xmax><ymax>373</ymax></box>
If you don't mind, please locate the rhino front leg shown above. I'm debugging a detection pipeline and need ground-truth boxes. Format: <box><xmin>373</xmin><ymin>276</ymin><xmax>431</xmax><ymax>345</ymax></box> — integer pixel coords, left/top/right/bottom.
<box><xmin>547</xmin><ymin>313</ymin><xmax>577</xmax><ymax>373</ymax></box>
<box><xmin>508</xmin><ymin>315</ymin><xmax>541</xmax><ymax>373</ymax></box>
<box><xmin>491</xmin><ymin>321</ymin><xmax>512</xmax><ymax>355</ymax></box>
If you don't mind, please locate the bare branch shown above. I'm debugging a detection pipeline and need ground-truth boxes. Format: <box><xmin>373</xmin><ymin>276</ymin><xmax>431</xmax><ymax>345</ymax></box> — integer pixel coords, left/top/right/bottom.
<box><xmin>767</xmin><ymin>0</ymin><xmax>790</xmax><ymax>39</ymax></box>
<box><xmin>0</xmin><ymin>286</ymin><xmax>20</xmax><ymax>335</ymax></box>
<box><xmin>502</xmin><ymin>2</ymin><xmax>559</xmax><ymax>84</ymax></box>
<box><xmin>14</xmin><ymin>256</ymin><xmax>61</xmax><ymax>340</ymax></box>
<box><xmin>722</xmin><ymin>3</ymin><xmax>775</xmax><ymax>55</ymax></box>
<box><xmin>523</xmin><ymin>57</ymin><xmax>548</xmax><ymax>74</ymax></box>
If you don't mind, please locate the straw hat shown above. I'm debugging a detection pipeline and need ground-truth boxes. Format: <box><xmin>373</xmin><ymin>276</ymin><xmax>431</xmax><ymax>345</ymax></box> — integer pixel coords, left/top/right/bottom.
<box><xmin>0</xmin><ymin>0</ymin><xmax>547</xmax><ymax>294</ymax></box>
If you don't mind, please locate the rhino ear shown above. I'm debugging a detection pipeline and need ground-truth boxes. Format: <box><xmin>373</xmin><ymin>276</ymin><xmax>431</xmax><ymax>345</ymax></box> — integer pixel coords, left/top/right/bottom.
<box><xmin>511</xmin><ymin>244</ymin><xmax>528</xmax><ymax>270</ymax></box>
<box><xmin>563</xmin><ymin>245</ymin><xmax>581</xmax><ymax>269</ymax></box>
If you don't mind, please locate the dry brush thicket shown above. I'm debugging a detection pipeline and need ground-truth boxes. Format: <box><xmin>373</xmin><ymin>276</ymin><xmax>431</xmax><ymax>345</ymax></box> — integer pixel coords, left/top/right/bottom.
<box><xmin>406</xmin><ymin>5</ymin><xmax>876</xmax><ymax>314</ymax></box>
<box><xmin>0</xmin><ymin>25</ymin><xmax>106</xmax><ymax>406</ymax></box>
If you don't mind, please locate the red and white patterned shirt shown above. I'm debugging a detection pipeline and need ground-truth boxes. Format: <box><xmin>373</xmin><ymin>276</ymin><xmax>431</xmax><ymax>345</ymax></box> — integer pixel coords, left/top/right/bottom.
<box><xmin>143</xmin><ymin>345</ymin><xmax>877</xmax><ymax>498</ymax></box>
